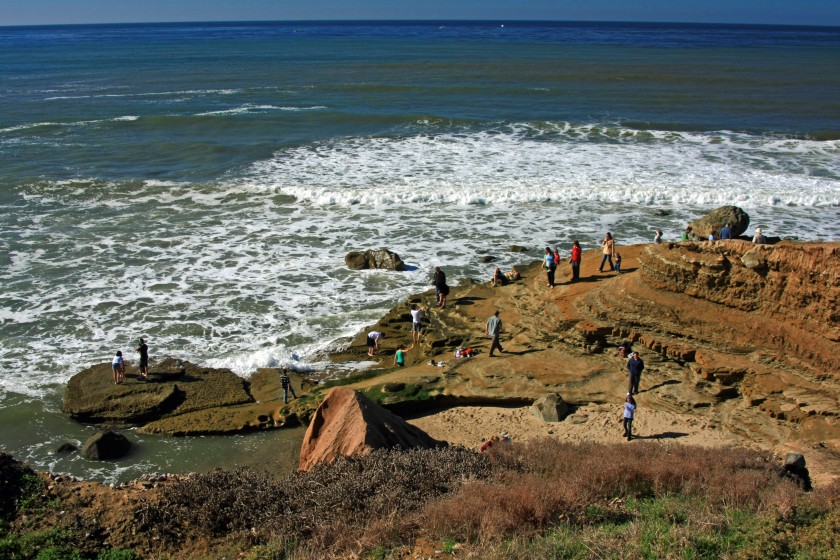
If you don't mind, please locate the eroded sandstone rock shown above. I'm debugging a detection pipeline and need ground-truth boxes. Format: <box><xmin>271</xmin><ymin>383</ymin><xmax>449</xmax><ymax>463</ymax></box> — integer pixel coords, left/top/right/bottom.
<box><xmin>299</xmin><ymin>387</ymin><xmax>444</xmax><ymax>471</ymax></box>
<box><xmin>532</xmin><ymin>394</ymin><xmax>571</xmax><ymax>422</ymax></box>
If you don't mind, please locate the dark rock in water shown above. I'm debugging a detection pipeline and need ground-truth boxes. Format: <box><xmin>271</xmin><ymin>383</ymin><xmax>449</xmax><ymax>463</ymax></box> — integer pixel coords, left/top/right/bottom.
<box><xmin>345</xmin><ymin>248</ymin><xmax>405</xmax><ymax>271</ymax></box>
<box><xmin>81</xmin><ymin>431</ymin><xmax>131</xmax><ymax>461</ymax></box>
<box><xmin>55</xmin><ymin>443</ymin><xmax>77</xmax><ymax>454</ymax></box>
<box><xmin>781</xmin><ymin>453</ymin><xmax>812</xmax><ymax>490</ymax></box>
<box><xmin>689</xmin><ymin>206</ymin><xmax>750</xmax><ymax>240</ymax></box>
<box><xmin>481</xmin><ymin>255</ymin><xmax>496</xmax><ymax>263</ymax></box>
<box><xmin>508</xmin><ymin>245</ymin><xmax>529</xmax><ymax>253</ymax></box>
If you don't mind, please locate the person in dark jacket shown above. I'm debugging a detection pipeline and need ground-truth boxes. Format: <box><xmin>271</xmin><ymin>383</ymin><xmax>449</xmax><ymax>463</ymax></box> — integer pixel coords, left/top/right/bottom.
<box><xmin>280</xmin><ymin>370</ymin><xmax>297</xmax><ymax>404</ymax></box>
<box><xmin>626</xmin><ymin>351</ymin><xmax>644</xmax><ymax>394</ymax></box>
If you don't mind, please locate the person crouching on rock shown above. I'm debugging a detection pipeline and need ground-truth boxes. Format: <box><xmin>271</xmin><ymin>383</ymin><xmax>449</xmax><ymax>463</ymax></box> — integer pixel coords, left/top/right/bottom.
<box><xmin>367</xmin><ymin>331</ymin><xmax>383</xmax><ymax>357</ymax></box>
<box><xmin>491</xmin><ymin>266</ymin><xmax>508</xmax><ymax>287</ymax></box>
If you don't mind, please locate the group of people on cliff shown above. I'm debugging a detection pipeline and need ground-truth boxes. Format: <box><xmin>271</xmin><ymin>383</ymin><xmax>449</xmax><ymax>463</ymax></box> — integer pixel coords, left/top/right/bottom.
<box><xmin>681</xmin><ymin>222</ymin><xmax>768</xmax><ymax>243</ymax></box>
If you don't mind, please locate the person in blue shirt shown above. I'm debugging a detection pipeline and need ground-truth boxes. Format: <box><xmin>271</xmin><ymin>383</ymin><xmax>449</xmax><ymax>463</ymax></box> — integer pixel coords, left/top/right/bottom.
<box><xmin>543</xmin><ymin>247</ymin><xmax>556</xmax><ymax>287</ymax></box>
<box><xmin>720</xmin><ymin>223</ymin><xmax>733</xmax><ymax>240</ymax></box>
<box><xmin>623</xmin><ymin>394</ymin><xmax>637</xmax><ymax>441</ymax></box>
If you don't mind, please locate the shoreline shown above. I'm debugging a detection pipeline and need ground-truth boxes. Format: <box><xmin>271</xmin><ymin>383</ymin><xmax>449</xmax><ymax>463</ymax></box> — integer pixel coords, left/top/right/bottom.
<box><xmin>7</xmin><ymin>236</ymin><xmax>840</xmax><ymax>486</ymax></box>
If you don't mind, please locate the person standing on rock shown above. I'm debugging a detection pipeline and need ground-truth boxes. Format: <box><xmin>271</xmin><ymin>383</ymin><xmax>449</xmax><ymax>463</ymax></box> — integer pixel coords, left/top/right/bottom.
<box><xmin>543</xmin><ymin>247</ymin><xmax>556</xmax><ymax>287</ymax></box>
<box><xmin>720</xmin><ymin>223</ymin><xmax>732</xmax><ymax>240</ymax></box>
<box><xmin>280</xmin><ymin>370</ymin><xmax>297</xmax><ymax>404</ymax></box>
<box><xmin>752</xmin><ymin>227</ymin><xmax>767</xmax><ymax>244</ymax></box>
<box><xmin>627</xmin><ymin>351</ymin><xmax>644</xmax><ymax>394</ymax></box>
<box><xmin>654</xmin><ymin>230</ymin><xmax>663</xmax><ymax>244</ymax></box>
<box><xmin>486</xmin><ymin>310</ymin><xmax>504</xmax><ymax>357</ymax></box>
<box><xmin>410</xmin><ymin>304</ymin><xmax>424</xmax><ymax>344</ymax></box>
<box><xmin>569</xmin><ymin>240</ymin><xmax>582</xmax><ymax>282</ymax></box>
<box><xmin>393</xmin><ymin>343</ymin><xmax>414</xmax><ymax>367</ymax></box>
<box><xmin>111</xmin><ymin>351</ymin><xmax>125</xmax><ymax>384</ymax></box>
<box><xmin>622</xmin><ymin>393</ymin><xmax>637</xmax><ymax>441</ymax></box>
<box><xmin>367</xmin><ymin>330</ymin><xmax>384</xmax><ymax>357</ymax></box>
<box><xmin>433</xmin><ymin>266</ymin><xmax>449</xmax><ymax>308</ymax></box>
<box><xmin>136</xmin><ymin>338</ymin><xmax>149</xmax><ymax>381</ymax></box>
<box><xmin>599</xmin><ymin>232</ymin><xmax>615</xmax><ymax>273</ymax></box>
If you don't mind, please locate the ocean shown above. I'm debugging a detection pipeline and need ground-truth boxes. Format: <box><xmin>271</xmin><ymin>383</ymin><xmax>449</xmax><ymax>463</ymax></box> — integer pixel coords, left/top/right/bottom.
<box><xmin>1</xmin><ymin>20</ymin><xmax>839</xmax><ymax>482</ymax></box>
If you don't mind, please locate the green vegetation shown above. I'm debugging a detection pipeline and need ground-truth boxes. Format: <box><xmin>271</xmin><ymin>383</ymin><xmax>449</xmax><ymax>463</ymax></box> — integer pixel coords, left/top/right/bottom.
<box><xmin>362</xmin><ymin>382</ymin><xmax>434</xmax><ymax>406</ymax></box>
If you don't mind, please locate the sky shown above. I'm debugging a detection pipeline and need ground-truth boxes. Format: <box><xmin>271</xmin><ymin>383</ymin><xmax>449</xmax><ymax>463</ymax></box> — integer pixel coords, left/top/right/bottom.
<box><xmin>2</xmin><ymin>0</ymin><xmax>839</xmax><ymax>27</ymax></box>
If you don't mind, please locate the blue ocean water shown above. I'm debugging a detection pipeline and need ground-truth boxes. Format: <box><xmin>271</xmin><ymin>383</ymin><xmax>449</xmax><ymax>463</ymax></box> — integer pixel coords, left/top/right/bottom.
<box><xmin>0</xmin><ymin>21</ymin><xmax>839</xmax><ymax>480</ymax></box>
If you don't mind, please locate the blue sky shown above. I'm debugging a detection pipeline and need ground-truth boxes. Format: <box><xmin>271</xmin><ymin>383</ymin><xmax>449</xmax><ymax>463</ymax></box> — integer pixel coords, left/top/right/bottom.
<box><xmin>2</xmin><ymin>0</ymin><xmax>840</xmax><ymax>27</ymax></box>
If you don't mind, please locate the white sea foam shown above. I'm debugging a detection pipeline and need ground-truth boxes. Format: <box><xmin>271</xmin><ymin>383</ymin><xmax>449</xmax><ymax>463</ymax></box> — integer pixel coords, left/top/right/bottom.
<box><xmin>195</xmin><ymin>105</ymin><xmax>327</xmax><ymax>116</ymax></box>
<box><xmin>44</xmin><ymin>89</ymin><xmax>241</xmax><ymax>101</ymax></box>
<box><xmin>0</xmin><ymin>116</ymin><xmax>139</xmax><ymax>134</ymax></box>
<box><xmin>243</xmin><ymin>125</ymin><xmax>840</xmax><ymax>207</ymax></box>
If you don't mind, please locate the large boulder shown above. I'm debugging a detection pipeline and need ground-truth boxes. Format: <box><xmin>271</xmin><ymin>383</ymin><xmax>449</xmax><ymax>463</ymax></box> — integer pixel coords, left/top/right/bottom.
<box><xmin>299</xmin><ymin>387</ymin><xmax>445</xmax><ymax>471</ymax></box>
<box><xmin>532</xmin><ymin>393</ymin><xmax>571</xmax><ymax>422</ymax></box>
<box><xmin>345</xmin><ymin>248</ymin><xmax>405</xmax><ymax>271</ymax></box>
<box><xmin>689</xmin><ymin>205</ymin><xmax>750</xmax><ymax>240</ymax></box>
<box><xmin>81</xmin><ymin>431</ymin><xmax>131</xmax><ymax>461</ymax></box>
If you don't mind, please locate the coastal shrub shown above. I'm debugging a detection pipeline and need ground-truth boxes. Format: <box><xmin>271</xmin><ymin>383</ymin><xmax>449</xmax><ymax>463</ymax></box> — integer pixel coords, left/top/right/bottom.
<box><xmin>423</xmin><ymin>438</ymin><xmax>804</xmax><ymax>545</ymax></box>
<box><xmin>34</xmin><ymin>547</ymin><xmax>84</xmax><ymax>560</ymax></box>
<box><xmin>136</xmin><ymin>467</ymin><xmax>289</xmax><ymax>540</ymax></box>
<box><xmin>136</xmin><ymin>446</ymin><xmax>492</xmax><ymax>552</ymax></box>
<box><xmin>0</xmin><ymin>453</ymin><xmax>33</xmax><ymax>522</ymax></box>
<box><xmin>96</xmin><ymin>549</ymin><xmax>143</xmax><ymax>560</ymax></box>
<box><xmin>488</xmin><ymin>438</ymin><xmax>787</xmax><ymax>508</ymax></box>
<box><xmin>0</xmin><ymin>527</ymin><xmax>75</xmax><ymax>560</ymax></box>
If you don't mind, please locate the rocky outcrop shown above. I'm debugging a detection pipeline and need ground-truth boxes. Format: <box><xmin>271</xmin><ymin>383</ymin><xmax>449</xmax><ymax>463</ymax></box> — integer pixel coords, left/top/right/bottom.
<box><xmin>299</xmin><ymin>387</ymin><xmax>445</xmax><ymax>471</ymax></box>
<box><xmin>63</xmin><ymin>362</ymin><xmax>312</xmax><ymax>435</ymax></box>
<box><xmin>689</xmin><ymin>205</ymin><xmax>750</xmax><ymax>239</ymax></box>
<box><xmin>639</xmin><ymin>241</ymin><xmax>839</xmax><ymax>345</ymax></box>
<box><xmin>81</xmin><ymin>431</ymin><xmax>131</xmax><ymax>461</ymax></box>
<box><xmin>345</xmin><ymin>248</ymin><xmax>405</xmax><ymax>271</ymax></box>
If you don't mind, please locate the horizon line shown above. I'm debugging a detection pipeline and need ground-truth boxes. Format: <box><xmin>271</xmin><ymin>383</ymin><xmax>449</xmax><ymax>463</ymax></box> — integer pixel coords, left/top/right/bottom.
<box><xmin>2</xmin><ymin>18</ymin><xmax>839</xmax><ymax>30</ymax></box>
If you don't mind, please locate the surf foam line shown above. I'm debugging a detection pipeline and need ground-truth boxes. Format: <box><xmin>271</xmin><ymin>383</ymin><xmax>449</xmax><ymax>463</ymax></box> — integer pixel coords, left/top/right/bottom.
<box><xmin>241</xmin><ymin>125</ymin><xmax>840</xmax><ymax>208</ymax></box>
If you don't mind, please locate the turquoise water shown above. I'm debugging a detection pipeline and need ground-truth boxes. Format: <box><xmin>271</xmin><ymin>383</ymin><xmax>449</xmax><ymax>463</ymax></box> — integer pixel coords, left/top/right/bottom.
<box><xmin>1</xmin><ymin>21</ymin><xmax>839</xmax><ymax>481</ymax></box>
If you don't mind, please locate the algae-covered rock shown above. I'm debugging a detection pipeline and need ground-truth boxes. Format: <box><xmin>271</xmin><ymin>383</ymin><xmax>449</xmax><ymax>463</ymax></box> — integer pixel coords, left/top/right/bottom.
<box><xmin>345</xmin><ymin>248</ymin><xmax>405</xmax><ymax>271</ymax></box>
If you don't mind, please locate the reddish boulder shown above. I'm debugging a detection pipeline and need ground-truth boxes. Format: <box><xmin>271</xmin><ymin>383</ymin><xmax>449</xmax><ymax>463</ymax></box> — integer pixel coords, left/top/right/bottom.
<box><xmin>299</xmin><ymin>387</ymin><xmax>444</xmax><ymax>471</ymax></box>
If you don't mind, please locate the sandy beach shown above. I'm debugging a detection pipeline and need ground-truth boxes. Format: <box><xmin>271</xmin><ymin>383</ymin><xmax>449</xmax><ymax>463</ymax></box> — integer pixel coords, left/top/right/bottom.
<box><xmin>408</xmin><ymin>401</ymin><xmax>739</xmax><ymax>451</ymax></box>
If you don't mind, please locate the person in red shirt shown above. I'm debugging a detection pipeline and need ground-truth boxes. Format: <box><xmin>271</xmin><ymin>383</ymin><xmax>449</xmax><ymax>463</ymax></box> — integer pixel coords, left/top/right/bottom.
<box><xmin>569</xmin><ymin>240</ymin><xmax>582</xmax><ymax>281</ymax></box>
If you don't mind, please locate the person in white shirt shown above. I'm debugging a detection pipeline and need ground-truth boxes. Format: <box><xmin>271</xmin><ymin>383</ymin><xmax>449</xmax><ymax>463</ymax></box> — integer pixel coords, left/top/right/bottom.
<box><xmin>367</xmin><ymin>331</ymin><xmax>383</xmax><ymax>357</ymax></box>
<box><xmin>410</xmin><ymin>304</ymin><xmax>424</xmax><ymax>344</ymax></box>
